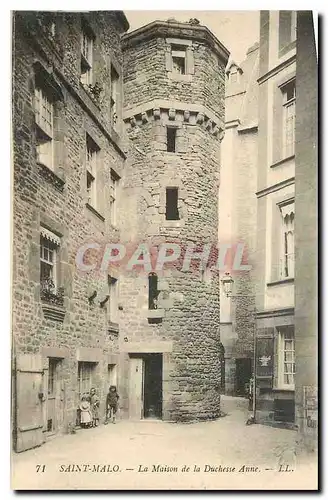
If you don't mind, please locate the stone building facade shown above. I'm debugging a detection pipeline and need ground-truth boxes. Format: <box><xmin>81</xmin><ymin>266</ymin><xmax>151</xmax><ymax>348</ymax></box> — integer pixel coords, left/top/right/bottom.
<box><xmin>294</xmin><ymin>11</ymin><xmax>318</xmax><ymax>452</ymax></box>
<box><xmin>119</xmin><ymin>21</ymin><xmax>229</xmax><ymax>422</ymax></box>
<box><xmin>254</xmin><ymin>10</ymin><xmax>317</xmax><ymax>437</ymax></box>
<box><xmin>220</xmin><ymin>11</ymin><xmax>317</xmax><ymax>439</ymax></box>
<box><xmin>12</xmin><ymin>10</ymin><xmax>129</xmax><ymax>452</ymax></box>
<box><xmin>12</xmin><ymin>13</ymin><xmax>229</xmax><ymax>451</ymax></box>
<box><xmin>254</xmin><ymin>11</ymin><xmax>297</xmax><ymax>427</ymax></box>
<box><xmin>219</xmin><ymin>43</ymin><xmax>259</xmax><ymax>396</ymax></box>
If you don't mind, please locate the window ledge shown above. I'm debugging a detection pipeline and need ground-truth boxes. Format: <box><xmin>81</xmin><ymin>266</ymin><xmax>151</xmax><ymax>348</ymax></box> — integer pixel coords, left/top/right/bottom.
<box><xmin>267</xmin><ymin>278</ymin><xmax>294</xmax><ymax>287</ymax></box>
<box><xmin>37</xmin><ymin>162</ymin><xmax>65</xmax><ymax>192</ymax></box>
<box><xmin>79</xmin><ymin>82</ymin><xmax>102</xmax><ymax>111</ymax></box>
<box><xmin>147</xmin><ymin>308</ymin><xmax>164</xmax><ymax>319</ymax></box>
<box><xmin>41</xmin><ymin>303</ymin><xmax>66</xmax><ymax>323</ymax></box>
<box><xmin>108</xmin><ymin>223</ymin><xmax>119</xmax><ymax>232</ymax></box>
<box><xmin>168</xmin><ymin>73</ymin><xmax>192</xmax><ymax>82</ymax></box>
<box><xmin>270</xmin><ymin>155</ymin><xmax>295</xmax><ymax>169</ymax></box>
<box><xmin>86</xmin><ymin>203</ymin><xmax>105</xmax><ymax>222</ymax></box>
<box><xmin>162</xmin><ymin>220</ymin><xmax>182</xmax><ymax>228</ymax></box>
<box><xmin>272</xmin><ymin>387</ymin><xmax>295</xmax><ymax>393</ymax></box>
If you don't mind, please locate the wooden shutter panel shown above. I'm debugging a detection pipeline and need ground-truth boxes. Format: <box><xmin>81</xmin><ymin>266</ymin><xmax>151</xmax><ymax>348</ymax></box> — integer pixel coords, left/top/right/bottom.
<box><xmin>186</xmin><ymin>46</ymin><xmax>195</xmax><ymax>75</ymax></box>
<box><xmin>256</xmin><ymin>335</ymin><xmax>274</xmax><ymax>389</ymax></box>
<box><xmin>271</xmin><ymin>203</ymin><xmax>282</xmax><ymax>281</ymax></box>
<box><xmin>37</xmin><ymin>141</ymin><xmax>53</xmax><ymax>170</ymax></box>
<box><xmin>115</xmin><ymin>76</ymin><xmax>122</xmax><ymax>135</ymax></box>
<box><xmin>15</xmin><ymin>354</ymin><xmax>45</xmax><ymax>452</ymax></box>
<box><xmin>272</xmin><ymin>86</ymin><xmax>283</xmax><ymax>164</ymax></box>
<box><xmin>279</xmin><ymin>11</ymin><xmax>292</xmax><ymax>51</ymax></box>
<box><xmin>176</xmin><ymin>127</ymin><xmax>188</xmax><ymax>154</ymax></box>
<box><xmin>165</xmin><ymin>47</ymin><xmax>172</xmax><ymax>72</ymax></box>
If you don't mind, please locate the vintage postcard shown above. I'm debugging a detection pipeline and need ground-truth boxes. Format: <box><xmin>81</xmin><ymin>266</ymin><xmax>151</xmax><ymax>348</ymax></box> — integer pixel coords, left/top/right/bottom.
<box><xmin>11</xmin><ymin>9</ymin><xmax>318</xmax><ymax>490</ymax></box>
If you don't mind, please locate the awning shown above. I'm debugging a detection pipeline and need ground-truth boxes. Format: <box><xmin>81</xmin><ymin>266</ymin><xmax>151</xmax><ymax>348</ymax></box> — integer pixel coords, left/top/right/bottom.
<box><xmin>40</xmin><ymin>227</ymin><xmax>61</xmax><ymax>245</ymax></box>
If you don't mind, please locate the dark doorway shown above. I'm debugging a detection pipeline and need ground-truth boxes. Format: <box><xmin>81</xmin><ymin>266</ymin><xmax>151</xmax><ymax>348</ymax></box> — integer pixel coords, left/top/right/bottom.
<box><xmin>143</xmin><ymin>354</ymin><xmax>162</xmax><ymax>419</ymax></box>
<box><xmin>274</xmin><ymin>399</ymin><xmax>295</xmax><ymax>423</ymax></box>
<box><xmin>235</xmin><ymin>358</ymin><xmax>252</xmax><ymax>396</ymax></box>
<box><xmin>218</xmin><ymin>342</ymin><xmax>225</xmax><ymax>393</ymax></box>
<box><xmin>165</xmin><ymin>188</ymin><xmax>179</xmax><ymax>221</ymax></box>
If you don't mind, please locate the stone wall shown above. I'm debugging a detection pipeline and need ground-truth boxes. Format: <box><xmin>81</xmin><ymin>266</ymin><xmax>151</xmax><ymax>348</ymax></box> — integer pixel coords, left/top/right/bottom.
<box><xmin>219</xmin><ymin>44</ymin><xmax>259</xmax><ymax>395</ymax></box>
<box><xmin>12</xmin><ymin>11</ymin><xmax>128</xmax><ymax>434</ymax></box>
<box><xmin>120</xmin><ymin>22</ymin><xmax>228</xmax><ymax>420</ymax></box>
<box><xmin>123</xmin><ymin>23</ymin><xmax>226</xmax><ymax>120</ymax></box>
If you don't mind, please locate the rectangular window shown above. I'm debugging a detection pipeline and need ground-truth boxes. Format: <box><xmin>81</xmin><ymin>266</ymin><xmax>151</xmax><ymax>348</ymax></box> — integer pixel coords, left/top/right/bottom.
<box><xmin>108</xmin><ymin>275</ymin><xmax>119</xmax><ymax>323</ymax></box>
<box><xmin>86</xmin><ymin>134</ymin><xmax>99</xmax><ymax>209</ymax></box>
<box><xmin>279</xmin><ymin>202</ymin><xmax>295</xmax><ymax>279</ymax></box>
<box><xmin>282</xmin><ymin>80</ymin><xmax>296</xmax><ymax>158</ymax></box>
<box><xmin>278</xmin><ymin>327</ymin><xmax>295</xmax><ymax>389</ymax></box>
<box><xmin>40</xmin><ymin>228</ymin><xmax>60</xmax><ymax>290</ymax></box>
<box><xmin>171</xmin><ymin>45</ymin><xmax>186</xmax><ymax>74</ymax></box>
<box><xmin>167</xmin><ymin>127</ymin><xmax>177</xmax><ymax>153</ymax></box>
<box><xmin>109</xmin><ymin>169</ymin><xmax>120</xmax><ymax>226</ymax></box>
<box><xmin>78</xmin><ymin>362</ymin><xmax>95</xmax><ymax>398</ymax></box>
<box><xmin>165</xmin><ymin>188</ymin><xmax>180</xmax><ymax>221</ymax></box>
<box><xmin>279</xmin><ymin>11</ymin><xmax>297</xmax><ymax>54</ymax></box>
<box><xmin>80</xmin><ymin>28</ymin><xmax>93</xmax><ymax>85</ymax></box>
<box><xmin>35</xmin><ymin>86</ymin><xmax>54</xmax><ymax>170</ymax></box>
<box><xmin>111</xmin><ymin>65</ymin><xmax>119</xmax><ymax>129</ymax></box>
<box><xmin>148</xmin><ymin>273</ymin><xmax>159</xmax><ymax>310</ymax></box>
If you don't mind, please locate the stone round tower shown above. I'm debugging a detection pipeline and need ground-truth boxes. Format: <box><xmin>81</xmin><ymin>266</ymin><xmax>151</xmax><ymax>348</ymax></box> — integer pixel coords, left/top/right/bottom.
<box><xmin>119</xmin><ymin>20</ymin><xmax>229</xmax><ymax>421</ymax></box>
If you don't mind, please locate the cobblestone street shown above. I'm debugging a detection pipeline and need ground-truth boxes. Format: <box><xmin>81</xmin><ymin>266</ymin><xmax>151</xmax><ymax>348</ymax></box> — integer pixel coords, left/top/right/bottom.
<box><xmin>11</xmin><ymin>397</ymin><xmax>317</xmax><ymax>490</ymax></box>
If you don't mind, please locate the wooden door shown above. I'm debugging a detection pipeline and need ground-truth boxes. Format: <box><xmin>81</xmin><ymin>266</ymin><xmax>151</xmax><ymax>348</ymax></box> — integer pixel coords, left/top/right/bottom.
<box><xmin>129</xmin><ymin>357</ymin><xmax>144</xmax><ymax>420</ymax></box>
<box><xmin>15</xmin><ymin>354</ymin><xmax>45</xmax><ymax>452</ymax></box>
<box><xmin>46</xmin><ymin>358</ymin><xmax>64</xmax><ymax>433</ymax></box>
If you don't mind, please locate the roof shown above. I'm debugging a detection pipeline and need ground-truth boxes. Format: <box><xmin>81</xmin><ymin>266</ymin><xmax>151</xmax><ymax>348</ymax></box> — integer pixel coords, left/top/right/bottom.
<box><xmin>122</xmin><ymin>19</ymin><xmax>230</xmax><ymax>65</ymax></box>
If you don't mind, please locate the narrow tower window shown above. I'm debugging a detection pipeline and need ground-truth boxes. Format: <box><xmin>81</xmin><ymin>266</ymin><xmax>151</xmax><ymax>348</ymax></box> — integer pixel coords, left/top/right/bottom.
<box><xmin>148</xmin><ymin>273</ymin><xmax>158</xmax><ymax>310</ymax></box>
<box><xmin>167</xmin><ymin>127</ymin><xmax>177</xmax><ymax>153</ymax></box>
<box><xmin>165</xmin><ymin>188</ymin><xmax>180</xmax><ymax>221</ymax></box>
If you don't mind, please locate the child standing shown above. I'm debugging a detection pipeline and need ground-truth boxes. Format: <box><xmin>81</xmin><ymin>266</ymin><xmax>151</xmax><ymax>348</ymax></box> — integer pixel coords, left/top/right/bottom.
<box><xmin>105</xmin><ymin>385</ymin><xmax>119</xmax><ymax>424</ymax></box>
<box><xmin>79</xmin><ymin>394</ymin><xmax>92</xmax><ymax>428</ymax></box>
<box><xmin>89</xmin><ymin>387</ymin><xmax>100</xmax><ymax>427</ymax></box>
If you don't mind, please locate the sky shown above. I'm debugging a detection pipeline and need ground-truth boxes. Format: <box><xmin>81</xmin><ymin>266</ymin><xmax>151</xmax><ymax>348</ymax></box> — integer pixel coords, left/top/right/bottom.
<box><xmin>124</xmin><ymin>11</ymin><xmax>260</xmax><ymax>64</ymax></box>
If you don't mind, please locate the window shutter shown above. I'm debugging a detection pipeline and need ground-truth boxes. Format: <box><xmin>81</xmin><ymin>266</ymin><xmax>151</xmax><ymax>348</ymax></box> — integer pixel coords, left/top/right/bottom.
<box><xmin>185</xmin><ymin>46</ymin><xmax>195</xmax><ymax>75</ymax></box>
<box><xmin>256</xmin><ymin>335</ymin><xmax>274</xmax><ymax>389</ymax></box>
<box><xmin>115</xmin><ymin>76</ymin><xmax>122</xmax><ymax>134</ymax></box>
<box><xmin>271</xmin><ymin>203</ymin><xmax>281</xmax><ymax>282</ymax></box>
<box><xmin>165</xmin><ymin>47</ymin><xmax>172</xmax><ymax>72</ymax></box>
<box><xmin>176</xmin><ymin>127</ymin><xmax>188</xmax><ymax>154</ymax></box>
<box><xmin>279</xmin><ymin>11</ymin><xmax>292</xmax><ymax>51</ymax></box>
<box><xmin>272</xmin><ymin>86</ymin><xmax>283</xmax><ymax>163</ymax></box>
